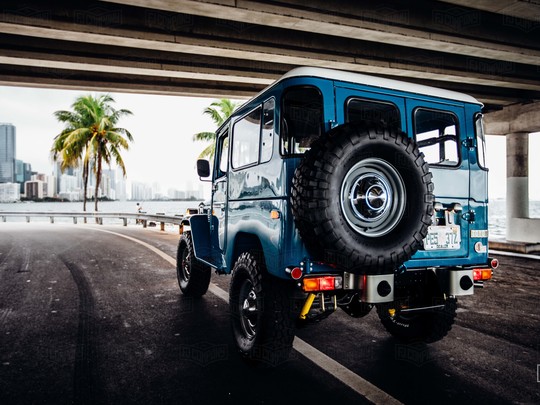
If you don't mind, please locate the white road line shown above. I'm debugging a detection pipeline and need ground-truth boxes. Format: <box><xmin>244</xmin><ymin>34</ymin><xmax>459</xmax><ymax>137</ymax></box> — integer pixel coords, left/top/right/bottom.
<box><xmin>95</xmin><ymin>227</ymin><xmax>402</xmax><ymax>405</ymax></box>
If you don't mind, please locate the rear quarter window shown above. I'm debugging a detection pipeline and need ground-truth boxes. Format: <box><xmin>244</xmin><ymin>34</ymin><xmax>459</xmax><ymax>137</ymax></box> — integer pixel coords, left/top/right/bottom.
<box><xmin>414</xmin><ymin>108</ymin><xmax>460</xmax><ymax>167</ymax></box>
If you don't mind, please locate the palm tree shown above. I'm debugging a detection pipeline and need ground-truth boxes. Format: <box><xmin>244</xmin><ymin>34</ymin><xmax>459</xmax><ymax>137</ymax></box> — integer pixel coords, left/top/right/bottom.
<box><xmin>193</xmin><ymin>99</ymin><xmax>238</xmax><ymax>159</ymax></box>
<box><xmin>52</xmin><ymin>99</ymin><xmax>94</xmax><ymax>213</ymax></box>
<box><xmin>52</xmin><ymin>94</ymin><xmax>133</xmax><ymax>213</ymax></box>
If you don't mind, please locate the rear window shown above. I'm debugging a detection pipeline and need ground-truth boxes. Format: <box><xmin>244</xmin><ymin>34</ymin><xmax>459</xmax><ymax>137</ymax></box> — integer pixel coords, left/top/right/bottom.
<box><xmin>414</xmin><ymin>109</ymin><xmax>460</xmax><ymax>167</ymax></box>
<box><xmin>281</xmin><ymin>86</ymin><xmax>323</xmax><ymax>155</ymax></box>
<box><xmin>346</xmin><ymin>98</ymin><xmax>401</xmax><ymax>129</ymax></box>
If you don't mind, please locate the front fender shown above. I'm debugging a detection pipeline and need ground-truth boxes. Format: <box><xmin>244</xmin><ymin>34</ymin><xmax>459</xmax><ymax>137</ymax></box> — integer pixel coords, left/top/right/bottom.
<box><xmin>186</xmin><ymin>214</ymin><xmax>226</xmax><ymax>271</ymax></box>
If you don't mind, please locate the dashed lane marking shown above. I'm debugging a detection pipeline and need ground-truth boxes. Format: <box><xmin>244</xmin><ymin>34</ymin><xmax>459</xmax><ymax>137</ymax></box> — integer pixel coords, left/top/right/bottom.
<box><xmin>92</xmin><ymin>227</ymin><xmax>403</xmax><ymax>405</ymax></box>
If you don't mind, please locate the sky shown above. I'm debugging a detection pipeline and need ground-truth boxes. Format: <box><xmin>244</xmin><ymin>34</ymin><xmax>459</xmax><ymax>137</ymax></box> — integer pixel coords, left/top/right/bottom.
<box><xmin>0</xmin><ymin>85</ymin><xmax>538</xmax><ymax>200</ymax></box>
<box><xmin>0</xmin><ymin>85</ymin><xmax>232</xmax><ymax>197</ymax></box>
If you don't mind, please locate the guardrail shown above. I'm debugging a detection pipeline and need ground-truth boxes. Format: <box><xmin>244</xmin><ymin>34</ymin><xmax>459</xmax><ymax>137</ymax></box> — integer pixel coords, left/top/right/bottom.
<box><xmin>0</xmin><ymin>211</ymin><xmax>188</xmax><ymax>232</ymax></box>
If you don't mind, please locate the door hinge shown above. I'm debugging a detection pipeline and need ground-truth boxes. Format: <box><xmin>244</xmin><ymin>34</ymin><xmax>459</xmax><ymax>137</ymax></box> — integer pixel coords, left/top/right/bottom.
<box><xmin>462</xmin><ymin>138</ymin><xmax>476</xmax><ymax>150</ymax></box>
<box><xmin>462</xmin><ymin>210</ymin><xmax>476</xmax><ymax>223</ymax></box>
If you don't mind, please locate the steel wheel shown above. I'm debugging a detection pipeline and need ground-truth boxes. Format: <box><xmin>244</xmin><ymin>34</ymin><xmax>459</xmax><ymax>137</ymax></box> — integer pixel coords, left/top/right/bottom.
<box><xmin>239</xmin><ymin>280</ymin><xmax>258</xmax><ymax>340</ymax></box>
<box><xmin>180</xmin><ymin>247</ymin><xmax>191</xmax><ymax>284</ymax></box>
<box><xmin>229</xmin><ymin>252</ymin><xmax>297</xmax><ymax>365</ymax></box>
<box><xmin>176</xmin><ymin>233</ymin><xmax>211</xmax><ymax>297</ymax></box>
<box><xmin>340</xmin><ymin>157</ymin><xmax>406</xmax><ymax>237</ymax></box>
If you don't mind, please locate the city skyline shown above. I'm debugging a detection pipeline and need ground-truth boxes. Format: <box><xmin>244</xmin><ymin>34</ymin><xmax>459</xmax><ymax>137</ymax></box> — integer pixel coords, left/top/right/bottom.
<box><xmin>0</xmin><ymin>86</ymin><xmax>231</xmax><ymax>201</ymax></box>
<box><xmin>1</xmin><ymin>121</ymin><xmax>207</xmax><ymax>202</ymax></box>
<box><xmin>1</xmin><ymin>85</ymin><xmax>540</xmax><ymax>201</ymax></box>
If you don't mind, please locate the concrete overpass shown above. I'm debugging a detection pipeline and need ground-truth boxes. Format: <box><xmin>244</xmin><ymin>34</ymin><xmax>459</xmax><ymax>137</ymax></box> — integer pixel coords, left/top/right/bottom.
<box><xmin>0</xmin><ymin>0</ymin><xmax>539</xmax><ymax>242</ymax></box>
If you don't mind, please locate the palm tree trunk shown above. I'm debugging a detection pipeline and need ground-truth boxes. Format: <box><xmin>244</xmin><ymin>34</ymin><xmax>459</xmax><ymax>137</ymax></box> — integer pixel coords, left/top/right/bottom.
<box><xmin>83</xmin><ymin>159</ymin><xmax>89</xmax><ymax>223</ymax></box>
<box><xmin>94</xmin><ymin>150</ymin><xmax>102</xmax><ymax>214</ymax></box>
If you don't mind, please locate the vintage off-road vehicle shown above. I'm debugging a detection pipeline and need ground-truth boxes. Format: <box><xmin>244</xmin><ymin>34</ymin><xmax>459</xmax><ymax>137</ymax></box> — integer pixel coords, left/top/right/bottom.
<box><xmin>176</xmin><ymin>67</ymin><xmax>498</xmax><ymax>364</ymax></box>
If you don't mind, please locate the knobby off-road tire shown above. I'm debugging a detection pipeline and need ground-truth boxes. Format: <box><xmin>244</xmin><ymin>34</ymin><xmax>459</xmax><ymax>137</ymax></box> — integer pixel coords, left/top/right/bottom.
<box><xmin>291</xmin><ymin>125</ymin><xmax>434</xmax><ymax>273</ymax></box>
<box><xmin>176</xmin><ymin>233</ymin><xmax>211</xmax><ymax>297</ymax></box>
<box><xmin>376</xmin><ymin>298</ymin><xmax>458</xmax><ymax>343</ymax></box>
<box><xmin>229</xmin><ymin>252</ymin><xmax>297</xmax><ymax>366</ymax></box>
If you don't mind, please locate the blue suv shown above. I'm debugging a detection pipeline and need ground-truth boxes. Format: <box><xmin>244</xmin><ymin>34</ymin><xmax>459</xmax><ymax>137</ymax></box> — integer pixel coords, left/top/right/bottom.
<box><xmin>176</xmin><ymin>67</ymin><xmax>498</xmax><ymax>364</ymax></box>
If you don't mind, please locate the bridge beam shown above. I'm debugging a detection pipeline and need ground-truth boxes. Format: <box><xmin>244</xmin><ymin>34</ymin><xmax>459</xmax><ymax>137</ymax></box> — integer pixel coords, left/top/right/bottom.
<box><xmin>484</xmin><ymin>102</ymin><xmax>540</xmax><ymax>135</ymax></box>
<box><xmin>1</xmin><ymin>0</ymin><xmax>540</xmax><ymax>107</ymax></box>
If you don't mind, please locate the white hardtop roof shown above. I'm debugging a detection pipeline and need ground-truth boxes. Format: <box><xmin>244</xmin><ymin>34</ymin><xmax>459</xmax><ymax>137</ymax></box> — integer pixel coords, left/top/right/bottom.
<box><xmin>279</xmin><ymin>67</ymin><xmax>482</xmax><ymax>105</ymax></box>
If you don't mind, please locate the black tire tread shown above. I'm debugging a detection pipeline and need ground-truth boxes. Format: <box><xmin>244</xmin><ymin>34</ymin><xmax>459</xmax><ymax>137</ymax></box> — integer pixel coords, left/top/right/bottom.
<box><xmin>229</xmin><ymin>252</ymin><xmax>296</xmax><ymax>366</ymax></box>
<box><xmin>176</xmin><ymin>232</ymin><xmax>211</xmax><ymax>297</ymax></box>
<box><xmin>291</xmin><ymin>124</ymin><xmax>433</xmax><ymax>273</ymax></box>
<box><xmin>376</xmin><ymin>298</ymin><xmax>458</xmax><ymax>343</ymax></box>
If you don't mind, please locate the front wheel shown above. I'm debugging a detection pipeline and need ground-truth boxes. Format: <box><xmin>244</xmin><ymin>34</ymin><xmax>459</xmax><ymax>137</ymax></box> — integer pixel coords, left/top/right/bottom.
<box><xmin>229</xmin><ymin>252</ymin><xmax>296</xmax><ymax>366</ymax></box>
<box><xmin>176</xmin><ymin>233</ymin><xmax>211</xmax><ymax>297</ymax></box>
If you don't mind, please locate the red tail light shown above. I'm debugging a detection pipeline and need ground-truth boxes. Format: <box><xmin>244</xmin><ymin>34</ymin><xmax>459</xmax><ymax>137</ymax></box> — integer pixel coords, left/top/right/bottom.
<box><xmin>473</xmin><ymin>269</ymin><xmax>492</xmax><ymax>281</ymax></box>
<box><xmin>302</xmin><ymin>276</ymin><xmax>342</xmax><ymax>292</ymax></box>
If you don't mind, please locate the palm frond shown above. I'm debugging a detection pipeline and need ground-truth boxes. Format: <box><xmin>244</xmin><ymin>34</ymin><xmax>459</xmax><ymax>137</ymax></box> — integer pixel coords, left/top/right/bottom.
<box><xmin>193</xmin><ymin>98</ymin><xmax>238</xmax><ymax>159</ymax></box>
<box><xmin>193</xmin><ymin>131</ymin><xmax>216</xmax><ymax>142</ymax></box>
<box><xmin>198</xmin><ymin>143</ymin><xmax>216</xmax><ymax>159</ymax></box>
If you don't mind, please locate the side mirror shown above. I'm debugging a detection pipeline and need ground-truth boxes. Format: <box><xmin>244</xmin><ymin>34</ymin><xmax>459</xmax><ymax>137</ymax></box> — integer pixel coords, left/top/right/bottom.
<box><xmin>196</xmin><ymin>159</ymin><xmax>211</xmax><ymax>178</ymax></box>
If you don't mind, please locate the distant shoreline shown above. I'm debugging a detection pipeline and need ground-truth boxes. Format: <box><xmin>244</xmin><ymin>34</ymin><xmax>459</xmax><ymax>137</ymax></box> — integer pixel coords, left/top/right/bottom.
<box><xmin>3</xmin><ymin>198</ymin><xmax>203</xmax><ymax>204</ymax></box>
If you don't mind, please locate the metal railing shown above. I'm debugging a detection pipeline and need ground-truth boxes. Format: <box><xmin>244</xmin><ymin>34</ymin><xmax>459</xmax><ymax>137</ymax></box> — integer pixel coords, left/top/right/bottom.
<box><xmin>0</xmin><ymin>211</ymin><xmax>188</xmax><ymax>232</ymax></box>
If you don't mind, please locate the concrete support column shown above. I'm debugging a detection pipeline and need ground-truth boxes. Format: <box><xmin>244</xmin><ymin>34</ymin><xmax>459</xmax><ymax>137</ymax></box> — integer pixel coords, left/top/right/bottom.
<box><xmin>504</xmin><ymin>132</ymin><xmax>540</xmax><ymax>243</ymax></box>
<box><xmin>506</xmin><ymin>132</ymin><xmax>529</xmax><ymax>220</ymax></box>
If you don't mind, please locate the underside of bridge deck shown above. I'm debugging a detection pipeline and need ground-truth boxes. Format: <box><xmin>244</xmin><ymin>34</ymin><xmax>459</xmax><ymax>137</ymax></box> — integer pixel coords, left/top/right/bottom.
<box><xmin>0</xmin><ymin>0</ymin><xmax>539</xmax><ymax>111</ymax></box>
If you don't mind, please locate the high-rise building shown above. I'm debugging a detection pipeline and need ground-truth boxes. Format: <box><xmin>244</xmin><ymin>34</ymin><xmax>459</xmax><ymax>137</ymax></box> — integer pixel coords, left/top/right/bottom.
<box><xmin>116</xmin><ymin>175</ymin><xmax>127</xmax><ymax>201</ymax></box>
<box><xmin>0</xmin><ymin>183</ymin><xmax>20</xmax><ymax>202</ymax></box>
<box><xmin>0</xmin><ymin>123</ymin><xmax>16</xmax><ymax>183</ymax></box>
<box><xmin>101</xmin><ymin>169</ymin><xmax>116</xmax><ymax>199</ymax></box>
<box><xmin>53</xmin><ymin>160</ymin><xmax>75</xmax><ymax>195</ymax></box>
<box><xmin>131</xmin><ymin>181</ymin><xmax>152</xmax><ymax>201</ymax></box>
<box><xmin>25</xmin><ymin>180</ymin><xmax>45</xmax><ymax>200</ymax></box>
<box><xmin>23</xmin><ymin>173</ymin><xmax>56</xmax><ymax>200</ymax></box>
<box><xmin>17</xmin><ymin>162</ymin><xmax>33</xmax><ymax>196</ymax></box>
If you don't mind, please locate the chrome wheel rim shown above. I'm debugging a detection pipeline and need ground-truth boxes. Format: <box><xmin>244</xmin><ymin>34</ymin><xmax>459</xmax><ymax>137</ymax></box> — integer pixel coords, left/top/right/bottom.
<box><xmin>181</xmin><ymin>249</ymin><xmax>191</xmax><ymax>282</ymax></box>
<box><xmin>340</xmin><ymin>158</ymin><xmax>406</xmax><ymax>237</ymax></box>
<box><xmin>239</xmin><ymin>280</ymin><xmax>258</xmax><ymax>340</ymax></box>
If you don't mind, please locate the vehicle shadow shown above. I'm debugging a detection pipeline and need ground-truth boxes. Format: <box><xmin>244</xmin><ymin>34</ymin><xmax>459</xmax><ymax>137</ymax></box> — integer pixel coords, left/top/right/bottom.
<box><xmin>365</xmin><ymin>337</ymin><xmax>504</xmax><ymax>405</ymax></box>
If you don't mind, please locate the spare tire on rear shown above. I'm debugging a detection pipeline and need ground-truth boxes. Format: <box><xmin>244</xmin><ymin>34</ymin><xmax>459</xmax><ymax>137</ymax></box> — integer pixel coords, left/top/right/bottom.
<box><xmin>291</xmin><ymin>125</ymin><xmax>433</xmax><ymax>273</ymax></box>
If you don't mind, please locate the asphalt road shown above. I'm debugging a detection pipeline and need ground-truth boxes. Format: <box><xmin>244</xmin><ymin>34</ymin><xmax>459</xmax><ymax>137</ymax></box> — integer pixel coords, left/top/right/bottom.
<box><xmin>0</xmin><ymin>223</ymin><xmax>538</xmax><ymax>405</ymax></box>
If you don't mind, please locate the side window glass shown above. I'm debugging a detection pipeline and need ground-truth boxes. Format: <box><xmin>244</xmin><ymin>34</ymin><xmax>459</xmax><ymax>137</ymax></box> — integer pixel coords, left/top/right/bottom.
<box><xmin>217</xmin><ymin>133</ymin><xmax>229</xmax><ymax>176</ymax></box>
<box><xmin>414</xmin><ymin>109</ymin><xmax>460</xmax><ymax>166</ymax></box>
<box><xmin>260</xmin><ymin>98</ymin><xmax>275</xmax><ymax>163</ymax></box>
<box><xmin>281</xmin><ymin>86</ymin><xmax>323</xmax><ymax>155</ymax></box>
<box><xmin>232</xmin><ymin>107</ymin><xmax>261</xmax><ymax>169</ymax></box>
<box><xmin>346</xmin><ymin>98</ymin><xmax>400</xmax><ymax>129</ymax></box>
<box><xmin>475</xmin><ymin>113</ymin><xmax>488</xmax><ymax>170</ymax></box>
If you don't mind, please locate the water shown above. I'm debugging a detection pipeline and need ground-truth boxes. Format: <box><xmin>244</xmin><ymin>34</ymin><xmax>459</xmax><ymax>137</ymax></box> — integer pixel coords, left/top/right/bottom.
<box><xmin>0</xmin><ymin>200</ymin><xmax>202</xmax><ymax>225</ymax></box>
<box><xmin>483</xmin><ymin>199</ymin><xmax>540</xmax><ymax>240</ymax></box>
<box><xmin>2</xmin><ymin>199</ymin><xmax>540</xmax><ymax>240</ymax></box>
<box><xmin>489</xmin><ymin>199</ymin><xmax>506</xmax><ymax>239</ymax></box>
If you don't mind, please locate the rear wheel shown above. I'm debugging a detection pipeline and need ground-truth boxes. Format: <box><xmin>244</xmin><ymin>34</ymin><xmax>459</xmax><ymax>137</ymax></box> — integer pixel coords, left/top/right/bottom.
<box><xmin>376</xmin><ymin>298</ymin><xmax>457</xmax><ymax>343</ymax></box>
<box><xmin>229</xmin><ymin>252</ymin><xmax>296</xmax><ymax>366</ymax></box>
<box><xmin>176</xmin><ymin>233</ymin><xmax>211</xmax><ymax>297</ymax></box>
<box><xmin>376</xmin><ymin>271</ymin><xmax>457</xmax><ymax>343</ymax></box>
